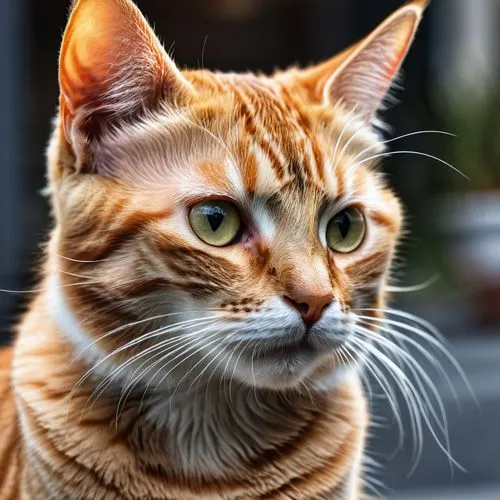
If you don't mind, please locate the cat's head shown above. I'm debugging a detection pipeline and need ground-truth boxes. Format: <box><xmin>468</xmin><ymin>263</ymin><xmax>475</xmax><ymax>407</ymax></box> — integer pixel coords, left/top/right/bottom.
<box><xmin>47</xmin><ymin>0</ymin><xmax>427</xmax><ymax>391</ymax></box>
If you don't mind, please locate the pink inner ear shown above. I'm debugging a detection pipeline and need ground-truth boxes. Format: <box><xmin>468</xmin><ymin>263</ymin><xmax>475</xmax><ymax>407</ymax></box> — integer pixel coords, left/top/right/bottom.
<box><xmin>384</xmin><ymin>41</ymin><xmax>409</xmax><ymax>83</ymax></box>
<box><xmin>60</xmin><ymin>39</ymin><xmax>112</xmax><ymax>116</ymax></box>
<box><xmin>322</xmin><ymin>7</ymin><xmax>423</xmax><ymax>123</ymax></box>
<box><xmin>60</xmin><ymin>0</ymin><xmax>129</xmax><ymax>111</ymax></box>
<box><xmin>380</xmin><ymin>25</ymin><xmax>416</xmax><ymax>98</ymax></box>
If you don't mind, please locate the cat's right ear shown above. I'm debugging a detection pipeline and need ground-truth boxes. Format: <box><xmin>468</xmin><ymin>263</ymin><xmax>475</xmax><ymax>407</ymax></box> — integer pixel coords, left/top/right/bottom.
<box><xmin>285</xmin><ymin>0</ymin><xmax>428</xmax><ymax>126</ymax></box>
<box><xmin>59</xmin><ymin>0</ymin><xmax>195</xmax><ymax>169</ymax></box>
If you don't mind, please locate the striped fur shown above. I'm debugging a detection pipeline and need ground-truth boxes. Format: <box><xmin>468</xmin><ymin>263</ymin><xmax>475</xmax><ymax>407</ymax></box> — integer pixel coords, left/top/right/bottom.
<box><xmin>0</xmin><ymin>0</ymin><xmax>428</xmax><ymax>498</ymax></box>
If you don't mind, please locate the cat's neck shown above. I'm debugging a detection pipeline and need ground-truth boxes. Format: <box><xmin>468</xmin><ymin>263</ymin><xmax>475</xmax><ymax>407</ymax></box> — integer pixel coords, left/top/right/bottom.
<box><xmin>137</xmin><ymin>379</ymin><xmax>332</xmax><ymax>478</ymax></box>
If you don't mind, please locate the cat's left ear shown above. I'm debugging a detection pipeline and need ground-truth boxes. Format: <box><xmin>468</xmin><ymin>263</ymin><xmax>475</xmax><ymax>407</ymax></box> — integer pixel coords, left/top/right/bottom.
<box><xmin>293</xmin><ymin>0</ymin><xmax>429</xmax><ymax>124</ymax></box>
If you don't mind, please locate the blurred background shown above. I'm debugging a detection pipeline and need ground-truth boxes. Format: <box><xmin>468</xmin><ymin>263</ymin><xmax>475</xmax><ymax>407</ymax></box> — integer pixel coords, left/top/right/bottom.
<box><xmin>0</xmin><ymin>0</ymin><xmax>499</xmax><ymax>497</ymax></box>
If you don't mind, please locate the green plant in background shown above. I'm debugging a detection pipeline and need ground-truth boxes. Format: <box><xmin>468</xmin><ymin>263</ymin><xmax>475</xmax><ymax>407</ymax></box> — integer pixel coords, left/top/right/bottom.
<box><xmin>439</xmin><ymin>85</ymin><xmax>500</xmax><ymax>191</ymax></box>
<box><xmin>396</xmin><ymin>83</ymin><xmax>500</xmax><ymax>298</ymax></box>
<box><xmin>415</xmin><ymin>80</ymin><xmax>500</xmax><ymax>308</ymax></box>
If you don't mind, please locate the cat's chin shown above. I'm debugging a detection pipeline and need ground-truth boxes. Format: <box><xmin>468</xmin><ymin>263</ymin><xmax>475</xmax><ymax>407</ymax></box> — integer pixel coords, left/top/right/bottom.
<box><xmin>228</xmin><ymin>340</ymin><xmax>347</xmax><ymax>390</ymax></box>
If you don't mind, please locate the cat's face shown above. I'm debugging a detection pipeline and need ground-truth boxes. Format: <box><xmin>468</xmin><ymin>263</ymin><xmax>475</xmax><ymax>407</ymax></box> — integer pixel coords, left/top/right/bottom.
<box><xmin>49</xmin><ymin>0</ymin><xmax>425</xmax><ymax>391</ymax></box>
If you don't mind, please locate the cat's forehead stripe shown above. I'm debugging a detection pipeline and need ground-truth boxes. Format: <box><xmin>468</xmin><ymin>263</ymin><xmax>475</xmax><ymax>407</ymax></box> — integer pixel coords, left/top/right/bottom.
<box><xmin>219</xmin><ymin>75</ymin><xmax>376</xmax><ymax>199</ymax></box>
<box><xmin>279</xmin><ymin>84</ymin><xmax>325</xmax><ymax>184</ymax></box>
<box><xmin>95</xmin><ymin>71</ymin><xmax>383</xmax><ymax>207</ymax></box>
<box><xmin>225</xmin><ymin>79</ymin><xmax>319</xmax><ymax>195</ymax></box>
<box><xmin>230</xmin><ymin>83</ymin><xmax>287</xmax><ymax>183</ymax></box>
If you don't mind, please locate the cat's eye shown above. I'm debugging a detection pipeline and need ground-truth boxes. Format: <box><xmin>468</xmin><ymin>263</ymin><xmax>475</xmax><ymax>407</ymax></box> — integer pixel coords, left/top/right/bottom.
<box><xmin>326</xmin><ymin>207</ymin><xmax>366</xmax><ymax>253</ymax></box>
<box><xmin>189</xmin><ymin>200</ymin><xmax>241</xmax><ymax>247</ymax></box>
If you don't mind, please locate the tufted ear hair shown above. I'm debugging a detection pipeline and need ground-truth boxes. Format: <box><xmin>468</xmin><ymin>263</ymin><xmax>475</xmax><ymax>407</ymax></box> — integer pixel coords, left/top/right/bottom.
<box><xmin>59</xmin><ymin>0</ymin><xmax>195</xmax><ymax>169</ymax></box>
<box><xmin>294</xmin><ymin>0</ymin><xmax>429</xmax><ymax>125</ymax></box>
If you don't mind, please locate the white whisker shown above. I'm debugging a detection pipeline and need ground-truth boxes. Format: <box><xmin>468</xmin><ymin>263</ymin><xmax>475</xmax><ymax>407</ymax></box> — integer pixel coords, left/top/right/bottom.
<box><xmin>349</xmin><ymin>335</ymin><xmax>424</xmax><ymax>467</ymax></box>
<box><xmin>332</xmin><ymin>107</ymin><xmax>360</xmax><ymax>167</ymax></box>
<box><xmin>354</xmin><ymin>150</ymin><xmax>468</xmax><ymax>179</ymax></box>
<box><xmin>352</xmin><ymin>130</ymin><xmax>456</xmax><ymax>163</ymax></box>
<box><xmin>355</xmin><ymin>309</ymin><xmax>475</xmax><ymax>403</ymax></box>
<box><xmin>67</xmin><ymin>317</ymin><xmax>219</xmax><ymax>421</ymax></box>
<box><xmin>82</xmin><ymin>325</ymin><xmax>221</xmax><ymax>420</ymax></box>
<box><xmin>385</xmin><ymin>275</ymin><xmax>439</xmax><ymax>293</ymax></box>
<box><xmin>356</xmin><ymin>316</ymin><xmax>465</xmax><ymax>406</ymax></box>
<box><xmin>350</xmin><ymin>330</ymin><xmax>464</xmax><ymax>474</ymax></box>
<box><xmin>355</xmin><ymin>325</ymin><xmax>450</xmax><ymax>439</ymax></box>
<box><xmin>57</xmin><ymin>253</ymin><xmax>111</xmax><ymax>264</ymax></box>
<box><xmin>336</xmin><ymin>122</ymin><xmax>366</xmax><ymax>167</ymax></box>
<box><xmin>69</xmin><ymin>311</ymin><xmax>218</xmax><ymax>364</ymax></box>
<box><xmin>345</xmin><ymin>339</ymin><xmax>405</xmax><ymax>452</ymax></box>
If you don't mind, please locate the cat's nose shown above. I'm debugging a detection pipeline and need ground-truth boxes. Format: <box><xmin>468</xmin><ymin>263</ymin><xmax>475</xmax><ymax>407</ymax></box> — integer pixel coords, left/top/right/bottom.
<box><xmin>283</xmin><ymin>292</ymin><xmax>333</xmax><ymax>327</ymax></box>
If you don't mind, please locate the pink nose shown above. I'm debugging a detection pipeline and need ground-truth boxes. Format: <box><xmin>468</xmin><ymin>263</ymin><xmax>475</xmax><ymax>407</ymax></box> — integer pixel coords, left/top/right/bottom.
<box><xmin>283</xmin><ymin>293</ymin><xmax>333</xmax><ymax>327</ymax></box>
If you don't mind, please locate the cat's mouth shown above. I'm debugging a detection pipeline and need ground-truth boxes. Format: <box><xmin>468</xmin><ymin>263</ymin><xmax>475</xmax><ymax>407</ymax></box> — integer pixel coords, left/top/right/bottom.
<box><xmin>252</xmin><ymin>336</ymin><xmax>317</xmax><ymax>361</ymax></box>
<box><xmin>220</xmin><ymin>320</ymin><xmax>351</xmax><ymax>389</ymax></box>
<box><xmin>229</xmin><ymin>332</ymin><xmax>346</xmax><ymax>390</ymax></box>
<box><xmin>231</xmin><ymin>323</ymin><xmax>347</xmax><ymax>363</ymax></box>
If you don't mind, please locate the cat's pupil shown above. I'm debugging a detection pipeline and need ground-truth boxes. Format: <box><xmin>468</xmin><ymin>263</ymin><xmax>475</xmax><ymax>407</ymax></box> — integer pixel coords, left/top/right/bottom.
<box><xmin>335</xmin><ymin>211</ymin><xmax>351</xmax><ymax>239</ymax></box>
<box><xmin>207</xmin><ymin>208</ymin><xmax>225</xmax><ymax>232</ymax></box>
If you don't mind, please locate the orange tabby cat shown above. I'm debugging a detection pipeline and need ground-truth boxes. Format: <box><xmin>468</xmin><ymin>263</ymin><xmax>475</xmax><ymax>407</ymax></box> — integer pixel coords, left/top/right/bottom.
<box><xmin>0</xmin><ymin>0</ymin><xmax>429</xmax><ymax>498</ymax></box>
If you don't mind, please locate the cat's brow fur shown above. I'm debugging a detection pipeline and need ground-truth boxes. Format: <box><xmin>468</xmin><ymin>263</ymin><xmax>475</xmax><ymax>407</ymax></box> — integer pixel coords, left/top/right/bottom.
<box><xmin>0</xmin><ymin>0</ymin><xmax>428</xmax><ymax>498</ymax></box>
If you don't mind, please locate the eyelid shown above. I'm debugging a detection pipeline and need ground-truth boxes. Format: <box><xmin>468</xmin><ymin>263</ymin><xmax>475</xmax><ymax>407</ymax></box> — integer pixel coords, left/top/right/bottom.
<box><xmin>321</xmin><ymin>200</ymin><xmax>366</xmax><ymax>222</ymax></box>
<box><xmin>183</xmin><ymin>193</ymin><xmax>241</xmax><ymax>210</ymax></box>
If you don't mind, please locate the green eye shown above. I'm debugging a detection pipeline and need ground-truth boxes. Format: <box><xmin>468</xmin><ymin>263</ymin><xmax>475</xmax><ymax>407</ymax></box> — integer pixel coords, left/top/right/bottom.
<box><xmin>326</xmin><ymin>207</ymin><xmax>366</xmax><ymax>253</ymax></box>
<box><xmin>189</xmin><ymin>200</ymin><xmax>241</xmax><ymax>247</ymax></box>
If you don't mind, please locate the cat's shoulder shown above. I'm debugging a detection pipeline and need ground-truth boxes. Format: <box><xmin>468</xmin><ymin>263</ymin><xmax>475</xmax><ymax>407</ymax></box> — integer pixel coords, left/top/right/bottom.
<box><xmin>0</xmin><ymin>345</ymin><xmax>23</xmax><ymax>497</ymax></box>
